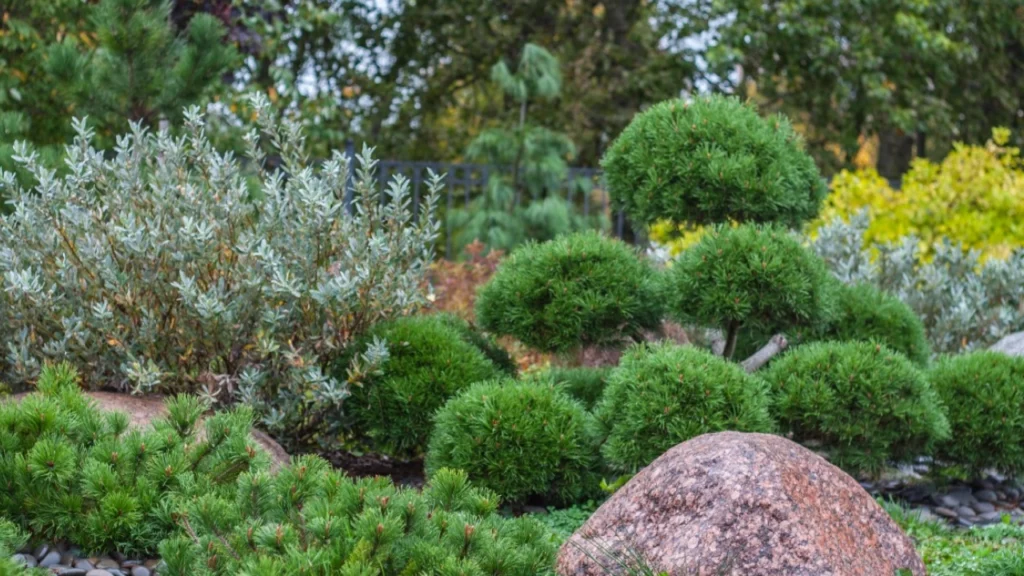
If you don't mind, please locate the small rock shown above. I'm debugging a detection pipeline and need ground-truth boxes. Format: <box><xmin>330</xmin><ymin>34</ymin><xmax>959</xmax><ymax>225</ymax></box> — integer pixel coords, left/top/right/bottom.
<box><xmin>74</xmin><ymin>559</ymin><xmax>96</xmax><ymax>570</ymax></box>
<box><xmin>143</xmin><ymin>560</ymin><xmax>159</xmax><ymax>570</ymax></box>
<box><xmin>131</xmin><ymin>567</ymin><xmax>151</xmax><ymax>576</ymax></box>
<box><xmin>55</xmin><ymin>569</ymin><xmax>88</xmax><ymax>576</ymax></box>
<box><xmin>33</xmin><ymin>544</ymin><xmax>50</xmax><ymax>560</ymax></box>
<box><xmin>1007</xmin><ymin>487</ymin><xmax>1021</xmax><ymax>500</ymax></box>
<box><xmin>521</xmin><ymin>504</ymin><xmax>548</xmax><ymax>515</ymax></box>
<box><xmin>10</xmin><ymin>554</ymin><xmax>28</xmax><ymax>567</ymax></box>
<box><xmin>976</xmin><ymin>489</ymin><xmax>998</xmax><ymax>503</ymax></box>
<box><xmin>909</xmin><ymin>508</ymin><xmax>941</xmax><ymax>524</ymax></box>
<box><xmin>957</xmin><ymin>506</ymin><xmax>977</xmax><ymax>518</ymax></box>
<box><xmin>956</xmin><ymin>517</ymin><xmax>976</xmax><ymax>528</ymax></box>
<box><xmin>96</xmin><ymin>558</ymin><xmax>120</xmax><ymax>570</ymax></box>
<box><xmin>934</xmin><ymin>506</ymin><xmax>958</xmax><ymax>519</ymax></box>
<box><xmin>107</xmin><ymin>569</ymin><xmax>126</xmax><ymax>576</ymax></box>
<box><xmin>973</xmin><ymin>501</ymin><xmax>997</xmax><ymax>514</ymax></box>
<box><xmin>85</xmin><ymin>571</ymin><xmax>114</xmax><ymax>576</ymax></box>
<box><xmin>937</xmin><ymin>495</ymin><xmax>960</xmax><ymax>508</ymax></box>
<box><xmin>22</xmin><ymin>554</ymin><xmax>38</xmax><ymax>568</ymax></box>
<box><xmin>61</xmin><ymin>552</ymin><xmax>76</xmax><ymax>565</ymax></box>
<box><xmin>979</xmin><ymin>511</ymin><xmax>1005</xmax><ymax>524</ymax></box>
<box><xmin>40</xmin><ymin>550</ymin><xmax>62</xmax><ymax>567</ymax></box>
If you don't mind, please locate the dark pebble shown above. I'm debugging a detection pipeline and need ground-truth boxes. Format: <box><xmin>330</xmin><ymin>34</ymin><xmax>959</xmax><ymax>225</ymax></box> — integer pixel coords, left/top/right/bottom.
<box><xmin>56</xmin><ymin>569</ymin><xmax>88</xmax><ymax>576</ymax></box>
<box><xmin>973</xmin><ymin>501</ymin><xmax>997</xmax><ymax>514</ymax></box>
<box><xmin>74</xmin><ymin>559</ymin><xmax>96</xmax><ymax>570</ymax></box>
<box><xmin>40</xmin><ymin>550</ymin><xmax>62</xmax><ymax>567</ymax></box>
<box><xmin>131</xmin><ymin>567</ymin><xmax>151</xmax><ymax>576</ymax></box>
<box><xmin>957</xmin><ymin>506</ymin><xmax>977</xmax><ymax>518</ymax></box>
<box><xmin>975</xmin><ymin>489</ymin><xmax>998</xmax><ymax>503</ymax></box>
<box><xmin>934</xmin><ymin>506</ymin><xmax>958</xmax><ymax>519</ymax></box>
<box><xmin>85</xmin><ymin>570</ymin><xmax>114</xmax><ymax>576</ymax></box>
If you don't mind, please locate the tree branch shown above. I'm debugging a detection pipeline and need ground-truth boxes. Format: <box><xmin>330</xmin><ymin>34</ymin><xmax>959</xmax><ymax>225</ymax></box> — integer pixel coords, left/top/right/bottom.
<box><xmin>741</xmin><ymin>334</ymin><xmax>788</xmax><ymax>373</ymax></box>
<box><xmin>709</xmin><ymin>329</ymin><xmax>726</xmax><ymax>356</ymax></box>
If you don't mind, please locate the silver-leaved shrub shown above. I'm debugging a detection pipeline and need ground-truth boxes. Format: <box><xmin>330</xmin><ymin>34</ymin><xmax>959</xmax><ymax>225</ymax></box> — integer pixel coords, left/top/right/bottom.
<box><xmin>811</xmin><ymin>211</ymin><xmax>1024</xmax><ymax>355</ymax></box>
<box><xmin>0</xmin><ymin>94</ymin><xmax>440</xmax><ymax>448</ymax></box>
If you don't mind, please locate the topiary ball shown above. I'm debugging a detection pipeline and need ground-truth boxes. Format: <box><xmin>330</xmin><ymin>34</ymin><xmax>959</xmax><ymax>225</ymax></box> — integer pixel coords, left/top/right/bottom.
<box><xmin>426</xmin><ymin>378</ymin><xmax>599</xmax><ymax>506</ymax></box>
<box><xmin>929</xmin><ymin>351</ymin><xmax>1024</xmax><ymax>476</ymax></box>
<box><xmin>601</xmin><ymin>95</ymin><xmax>826</xmax><ymax>228</ymax></box>
<box><xmin>340</xmin><ymin>315</ymin><xmax>501</xmax><ymax>457</ymax></box>
<box><xmin>476</xmin><ymin>231</ymin><xmax>664</xmax><ymax>354</ymax></box>
<box><xmin>433</xmin><ymin>312</ymin><xmax>518</xmax><ymax>376</ymax></box>
<box><xmin>667</xmin><ymin>223</ymin><xmax>837</xmax><ymax>359</ymax></box>
<box><xmin>544</xmin><ymin>366</ymin><xmax>611</xmax><ymax>410</ymax></box>
<box><xmin>592</xmin><ymin>342</ymin><xmax>775</xmax><ymax>473</ymax></box>
<box><xmin>763</xmin><ymin>341</ymin><xmax>950</xmax><ymax>476</ymax></box>
<box><xmin>822</xmin><ymin>282</ymin><xmax>931</xmax><ymax>366</ymax></box>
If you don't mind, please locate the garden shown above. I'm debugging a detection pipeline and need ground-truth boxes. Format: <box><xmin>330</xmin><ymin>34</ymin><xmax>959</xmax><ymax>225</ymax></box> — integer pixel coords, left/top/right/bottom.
<box><xmin>3</xmin><ymin>2</ymin><xmax>1024</xmax><ymax>575</ymax></box>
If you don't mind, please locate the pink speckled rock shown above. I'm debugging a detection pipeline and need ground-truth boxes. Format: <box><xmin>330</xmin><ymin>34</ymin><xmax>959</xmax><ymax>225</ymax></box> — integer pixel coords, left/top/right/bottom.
<box><xmin>557</xmin><ymin>432</ymin><xmax>925</xmax><ymax>576</ymax></box>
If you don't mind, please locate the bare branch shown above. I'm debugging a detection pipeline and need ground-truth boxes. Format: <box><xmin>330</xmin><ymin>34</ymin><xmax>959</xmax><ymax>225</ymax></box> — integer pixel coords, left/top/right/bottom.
<box><xmin>741</xmin><ymin>334</ymin><xmax>788</xmax><ymax>373</ymax></box>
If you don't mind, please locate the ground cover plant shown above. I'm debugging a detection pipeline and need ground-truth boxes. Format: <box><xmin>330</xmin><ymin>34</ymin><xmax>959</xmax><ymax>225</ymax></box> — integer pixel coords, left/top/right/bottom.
<box><xmin>0</xmin><ymin>363</ymin><xmax>266</xmax><ymax>557</ymax></box>
<box><xmin>0</xmin><ymin>94</ymin><xmax>440</xmax><ymax>450</ymax></box>
<box><xmin>763</xmin><ymin>341</ymin><xmax>950</xmax><ymax>476</ymax></box>
<box><xmin>427</xmin><ymin>378</ymin><xmax>599</xmax><ymax>507</ymax></box>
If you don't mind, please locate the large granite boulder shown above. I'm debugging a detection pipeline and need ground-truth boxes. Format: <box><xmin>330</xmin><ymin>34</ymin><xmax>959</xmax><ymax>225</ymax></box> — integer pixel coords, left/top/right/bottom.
<box><xmin>8</xmin><ymin>391</ymin><xmax>290</xmax><ymax>472</ymax></box>
<box><xmin>991</xmin><ymin>331</ymin><xmax>1024</xmax><ymax>357</ymax></box>
<box><xmin>557</xmin><ymin>432</ymin><xmax>924</xmax><ymax>576</ymax></box>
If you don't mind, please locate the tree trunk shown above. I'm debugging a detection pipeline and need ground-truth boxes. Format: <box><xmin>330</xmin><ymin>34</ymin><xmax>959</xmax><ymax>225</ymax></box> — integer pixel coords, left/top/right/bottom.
<box><xmin>876</xmin><ymin>128</ymin><xmax>916</xmax><ymax>182</ymax></box>
<box><xmin>722</xmin><ymin>321</ymin><xmax>741</xmax><ymax>359</ymax></box>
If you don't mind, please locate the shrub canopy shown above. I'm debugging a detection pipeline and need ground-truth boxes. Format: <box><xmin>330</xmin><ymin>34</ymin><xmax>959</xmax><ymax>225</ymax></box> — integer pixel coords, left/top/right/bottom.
<box><xmin>929</xmin><ymin>351</ymin><xmax>1024</xmax><ymax>476</ymax></box>
<box><xmin>339</xmin><ymin>314</ymin><xmax>501</xmax><ymax>458</ymax></box>
<box><xmin>763</xmin><ymin>341</ymin><xmax>950</xmax><ymax>476</ymax></box>
<box><xmin>476</xmin><ymin>231</ymin><xmax>663</xmax><ymax>353</ymax></box>
<box><xmin>823</xmin><ymin>282</ymin><xmax>931</xmax><ymax>366</ymax></box>
<box><xmin>667</xmin><ymin>223</ymin><xmax>837</xmax><ymax>358</ymax></box>
<box><xmin>602</xmin><ymin>95</ymin><xmax>826</xmax><ymax>228</ymax></box>
<box><xmin>544</xmin><ymin>366</ymin><xmax>611</xmax><ymax>410</ymax></box>
<box><xmin>592</xmin><ymin>343</ymin><xmax>775</xmax><ymax>473</ymax></box>
<box><xmin>426</xmin><ymin>378</ymin><xmax>599</xmax><ymax>506</ymax></box>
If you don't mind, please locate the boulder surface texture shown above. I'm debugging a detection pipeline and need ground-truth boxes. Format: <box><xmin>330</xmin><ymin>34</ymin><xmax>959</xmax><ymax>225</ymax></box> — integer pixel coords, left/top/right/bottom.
<box><xmin>557</xmin><ymin>431</ymin><xmax>925</xmax><ymax>576</ymax></box>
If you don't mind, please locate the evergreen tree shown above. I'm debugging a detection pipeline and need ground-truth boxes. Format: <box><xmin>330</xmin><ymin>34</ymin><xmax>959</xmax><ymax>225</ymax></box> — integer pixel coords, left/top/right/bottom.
<box><xmin>448</xmin><ymin>43</ymin><xmax>606</xmax><ymax>255</ymax></box>
<box><xmin>0</xmin><ymin>0</ymin><xmax>236</xmax><ymax>194</ymax></box>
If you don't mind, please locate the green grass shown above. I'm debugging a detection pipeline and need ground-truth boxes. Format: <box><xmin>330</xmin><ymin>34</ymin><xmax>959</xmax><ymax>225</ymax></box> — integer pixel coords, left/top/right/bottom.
<box><xmin>532</xmin><ymin>498</ymin><xmax>1024</xmax><ymax>575</ymax></box>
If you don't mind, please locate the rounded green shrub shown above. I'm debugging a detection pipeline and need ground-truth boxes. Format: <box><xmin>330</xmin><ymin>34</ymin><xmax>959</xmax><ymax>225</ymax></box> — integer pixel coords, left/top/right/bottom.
<box><xmin>341</xmin><ymin>314</ymin><xmax>501</xmax><ymax>457</ymax></box>
<box><xmin>822</xmin><ymin>282</ymin><xmax>931</xmax><ymax>366</ymax></box>
<box><xmin>426</xmin><ymin>378</ymin><xmax>599</xmax><ymax>506</ymax></box>
<box><xmin>434</xmin><ymin>312</ymin><xmax>518</xmax><ymax>376</ymax></box>
<box><xmin>667</xmin><ymin>223</ymin><xmax>837</xmax><ymax>359</ymax></box>
<box><xmin>763</xmin><ymin>341</ymin><xmax>950</xmax><ymax>476</ymax></box>
<box><xmin>929</xmin><ymin>351</ymin><xmax>1024</xmax><ymax>476</ymax></box>
<box><xmin>592</xmin><ymin>342</ymin><xmax>775</xmax><ymax>473</ymax></box>
<box><xmin>476</xmin><ymin>231</ymin><xmax>664</xmax><ymax>354</ymax></box>
<box><xmin>545</xmin><ymin>366</ymin><xmax>611</xmax><ymax>410</ymax></box>
<box><xmin>602</xmin><ymin>95</ymin><xmax>827</xmax><ymax>228</ymax></box>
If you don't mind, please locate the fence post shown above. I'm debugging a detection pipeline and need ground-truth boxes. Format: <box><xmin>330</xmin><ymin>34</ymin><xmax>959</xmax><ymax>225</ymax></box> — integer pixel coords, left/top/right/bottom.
<box><xmin>343</xmin><ymin>139</ymin><xmax>355</xmax><ymax>215</ymax></box>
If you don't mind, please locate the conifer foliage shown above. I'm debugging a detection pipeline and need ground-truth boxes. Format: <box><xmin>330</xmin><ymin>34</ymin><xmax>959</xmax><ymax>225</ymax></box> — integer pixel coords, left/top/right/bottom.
<box><xmin>0</xmin><ymin>363</ymin><xmax>266</xmax><ymax>557</ymax></box>
<box><xmin>476</xmin><ymin>231</ymin><xmax>663</xmax><ymax>354</ymax></box>
<box><xmin>602</xmin><ymin>95</ymin><xmax>826</xmax><ymax>228</ymax></box>
<box><xmin>427</xmin><ymin>378</ymin><xmax>599</xmax><ymax>506</ymax></box>
<box><xmin>667</xmin><ymin>223</ymin><xmax>837</xmax><ymax>359</ymax></box>
<box><xmin>338</xmin><ymin>314</ymin><xmax>502</xmax><ymax>458</ymax></box>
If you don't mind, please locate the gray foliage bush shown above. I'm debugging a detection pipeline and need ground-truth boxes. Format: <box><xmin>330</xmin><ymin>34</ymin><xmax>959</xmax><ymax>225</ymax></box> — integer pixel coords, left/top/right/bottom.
<box><xmin>0</xmin><ymin>94</ymin><xmax>440</xmax><ymax>447</ymax></box>
<box><xmin>811</xmin><ymin>211</ymin><xmax>1024</xmax><ymax>354</ymax></box>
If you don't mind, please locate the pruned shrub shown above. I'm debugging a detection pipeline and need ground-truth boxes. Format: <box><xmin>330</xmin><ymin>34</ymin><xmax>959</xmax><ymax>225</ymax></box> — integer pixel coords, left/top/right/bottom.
<box><xmin>159</xmin><ymin>465</ymin><xmax>557</xmax><ymax>576</ymax></box>
<box><xmin>476</xmin><ymin>231</ymin><xmax>664</xmax><ymax>354</ymax></box>
<box><xmin>0</xmin><ymin>363</ymin><xmax>265</xmax><ymax>556</ymax></box>
<box><xmin>0</xmin><ymin>95</ymin><xmax>440</xmax><ymax>450</ymax></box>
<box><xmin>592</xmin><ymin>343</ymin><xmax>775</xmax><ymax>473</ymax></box>
<box><xmin>426</xmin><ymin>378</ymin><xmax>599</xmax><ymax>506</ymax></box>
<box><xmin>602</xmin><ymin>95</ymin><xmax>826</xmax><ymax>228</ymax></box>
<box><xmin>823</xmin><ymin>282</ymin><xmax>931</xmax><ymax>366</ymax></box>
<box><xmin>667</xmin><ymin>223</ymin><xmax>837</xmax><ymax>359</ymax></box>
<box><xmin>339</xmin><ymin>314</ymin><xmax>502</xmax><ymax>458</ymax></box>
<box><xmin>435</xmin><ymin>312</ymin><xmax>517</xmax><ymax>376</ymax></box>
<box><xmin>929</xmin><ymin>351</ymin><xmax>1024</xmax><ymax>476</ymax></box>
<box><xmin>545</xmin><ymin>366</ymin><xmax>611</xmax><ymax>410</ymax></box>
<box><xmin>763</xmin><ymin>341</ymin><xmax>950</xmax><ymax>476</ymax></box>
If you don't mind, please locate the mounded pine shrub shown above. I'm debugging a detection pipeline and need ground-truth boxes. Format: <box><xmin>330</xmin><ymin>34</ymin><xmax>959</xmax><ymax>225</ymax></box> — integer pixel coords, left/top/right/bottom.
<box><xmin>545</xmin><ymin>366</ymin><xmax>611</xmax><ymax>410</ymax></box>
<box><xmin>426</xmin><ymin>378</ymin><xmax>599</xmax><ymax>506</ymax></box>
<box><xmin>602</xmin><ymin>95</ymin><xmax>827</xmax><ymax>228</ymax></box>
<box><xmin>434</xmin><ymin>312</ymin><xmax>518</xmax><ymax>376</ymax></box>
<box><xmin>0</xmin><ymin>519</ymin><xmax>28</xmax><ymax>573</ymax></box>
<box><xmin>763</xmin><ymin>341</ymin><xmax>950</xmax><ymax>476</ymax></box>
<box><xmin>159</xmin><ymin>465</ymin><xmax>557</xmax><ymax>576</ymax></box>
<box><xmin>822</xmin><ymin>282</ymin><xmax>931</xmax><ymax>366</ymax></box>
<box><xmin>476</xmin><ymin>231</ymin><xmax>664</xmax><ymax>354</ymax></box>
<box><xmin>929</xmin><ymin>351</ymin><xmax>1024</xmax><ymax>476</ymax></box>
<box><xmin>0</xmin><ymin>363</ymin><xmax>266</xmax><ymax>557</ymax></box>
<box><xmin>339</xmin><ymin>314</ymin><xmax>501</xmax><ymax>458</ymax></box>
<box><xmin>592</xmin><ymin>343</ymin><xmax>775</xmax><ymax>473</ymax></box>
<box><xmin>667</xmin><ymin>223</ymin><xmax>837</xmax><ymax>359</ymax></box>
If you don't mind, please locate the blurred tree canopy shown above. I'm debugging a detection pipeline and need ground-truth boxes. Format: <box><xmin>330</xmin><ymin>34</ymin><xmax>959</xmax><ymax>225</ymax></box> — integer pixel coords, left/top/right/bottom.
<box><xmin>3</xmin><ymin>0</ymin><xmax>1024</xmax><ymax>181</ymax></box>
